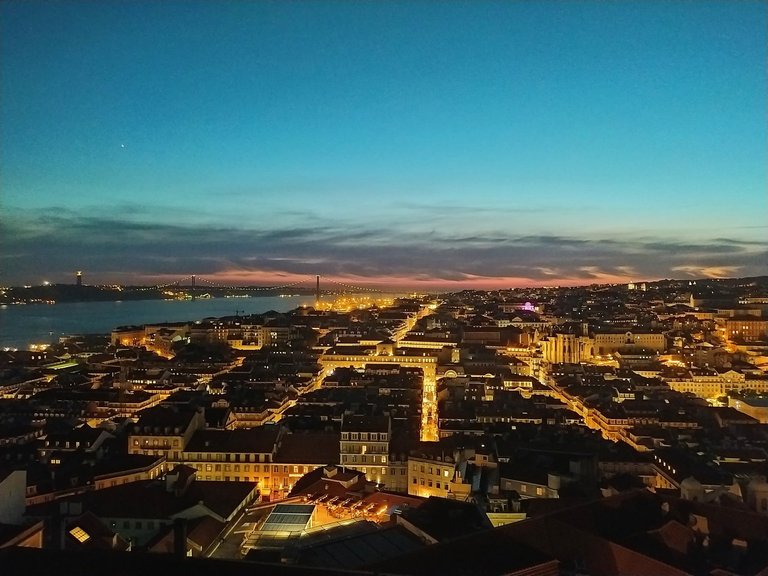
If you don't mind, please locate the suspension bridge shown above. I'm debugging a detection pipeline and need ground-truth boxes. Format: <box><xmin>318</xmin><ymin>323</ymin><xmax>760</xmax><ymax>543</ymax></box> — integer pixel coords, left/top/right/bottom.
<box><xmin>126</xmin><ymin>274</ymin><xmax>398</xmax><ymax>300</ymax></box>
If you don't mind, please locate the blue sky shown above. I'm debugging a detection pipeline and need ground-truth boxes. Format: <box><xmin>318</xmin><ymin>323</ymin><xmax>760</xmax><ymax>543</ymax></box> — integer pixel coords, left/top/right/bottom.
<box><xmin>2</xmin><ymin>0</ymin><xmax>766</xmax><ymax>288</ymax></box>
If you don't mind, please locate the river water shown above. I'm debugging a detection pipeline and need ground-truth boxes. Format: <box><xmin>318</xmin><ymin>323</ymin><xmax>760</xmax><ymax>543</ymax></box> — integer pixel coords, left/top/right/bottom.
<box><xmin>0</xmin><ymin>296</ymin><xmax>317</xmax><ymax>349</ymax></box>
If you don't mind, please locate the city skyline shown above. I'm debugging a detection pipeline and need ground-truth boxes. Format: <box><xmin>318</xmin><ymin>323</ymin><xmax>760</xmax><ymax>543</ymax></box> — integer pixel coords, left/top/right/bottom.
<box><xmin>2</xmin><ymin>1</ymin><xmax>766</xmax><ymax>289</ymax></box>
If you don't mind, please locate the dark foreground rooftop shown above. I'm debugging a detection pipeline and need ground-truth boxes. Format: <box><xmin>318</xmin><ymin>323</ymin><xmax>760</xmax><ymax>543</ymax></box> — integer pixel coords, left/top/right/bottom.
<box><xmin>0</xmin><ymin>547</ymin><xmax>372</xmax><ymax>576</ymax></box>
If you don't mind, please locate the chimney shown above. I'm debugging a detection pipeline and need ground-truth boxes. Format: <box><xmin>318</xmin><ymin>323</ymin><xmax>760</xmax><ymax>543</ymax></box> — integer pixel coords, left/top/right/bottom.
<box><xmin>165</xmin><ymin>470</ymin><xmax>179</xmax><ymax>493</ymax></box>
<box><xmin>323</xmin><ymin>465</ymin><xmax>338</xmax><ymax>478</ymax></box>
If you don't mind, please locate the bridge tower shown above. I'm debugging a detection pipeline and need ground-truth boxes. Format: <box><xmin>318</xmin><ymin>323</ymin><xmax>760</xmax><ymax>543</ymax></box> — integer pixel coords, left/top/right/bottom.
<box><xmin>191</xmin><ymin>274</ymin><xmax>196</xmax><ymax>301</ymax></box>
<box><xmin>315</xmin><ymin>275</ymin><xmax>320</xmax><ymax>308</ymax></box>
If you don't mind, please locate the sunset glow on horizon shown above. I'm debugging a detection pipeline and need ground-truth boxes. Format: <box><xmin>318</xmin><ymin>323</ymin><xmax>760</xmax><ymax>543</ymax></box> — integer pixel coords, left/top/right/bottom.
<box><xmin>130</xmin><ymin>268</ymin><xmax>703</xmax><ymax>293</ymax></box>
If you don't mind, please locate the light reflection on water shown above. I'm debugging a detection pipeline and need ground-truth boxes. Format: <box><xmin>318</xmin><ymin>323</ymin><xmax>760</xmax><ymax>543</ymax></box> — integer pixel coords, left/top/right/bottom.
<box><xmin>0</xmin><ymin>296</ymin><xmax>316</xmax><ymax>349</ymax></box>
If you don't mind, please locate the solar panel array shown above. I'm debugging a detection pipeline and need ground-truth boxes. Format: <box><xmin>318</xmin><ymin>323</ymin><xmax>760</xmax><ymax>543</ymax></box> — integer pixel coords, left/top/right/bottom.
<box><xmin>260</xmin><ymin>504</ymin><xmax>315</xmax><ymax>533</ymax></box>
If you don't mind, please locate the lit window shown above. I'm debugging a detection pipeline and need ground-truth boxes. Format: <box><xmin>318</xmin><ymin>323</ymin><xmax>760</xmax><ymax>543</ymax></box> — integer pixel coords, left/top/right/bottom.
<box><xmin>69</xmin><ymin>527</ymin><xmax>90</xmax><ymax>543</ymax></box>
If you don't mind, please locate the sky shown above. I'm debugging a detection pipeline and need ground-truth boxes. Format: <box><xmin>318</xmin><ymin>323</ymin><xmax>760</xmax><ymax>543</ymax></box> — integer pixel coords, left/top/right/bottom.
<box><xmin>1</xmin><ymin>0</ymin><xmax>766</xmax><ymax>290</ymax></box>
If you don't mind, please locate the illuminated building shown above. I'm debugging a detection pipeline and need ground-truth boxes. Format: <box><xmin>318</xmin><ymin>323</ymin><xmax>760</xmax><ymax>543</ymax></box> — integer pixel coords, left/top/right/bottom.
<box><xmin>662</xmin><ymin>368</ymin><xmax>768</xmax><ymax>398</ymax></box>
<box><xmin>340</xmin><ymin>414</ymin><xmax>391</xmax><ymax>485</ymax></box>
<box><xmin>539</xmin><ymin>333</ymin><xmax>594</xmax><ymax>364</ymax></box>
<box><xmin>180</xmin><ymin>429</ymin><xmax>338</xmax><ymax>498</ymax></box>
<box><xmin>128</xmin><ymin>407</ymin><xmax>205</xmax><ymax>460</ymax></box>
<box><xmin>725</xmin><ymin>317</ymin><xmax>768</xmax><ymax>342</ymax></box>
<box><xmin>407</xmin><ymin>442</ymin><xmax>460</xmax><ymax>498</ymax></box>
<box><xmin>320</xmin><ymin>342</ymin><xmax>439</xmax><ymax>442</ymax></box>
<box><xmin>593</xmin><ymin>331</ymin><xmax>666</xmax><ymax>354</ymax></box>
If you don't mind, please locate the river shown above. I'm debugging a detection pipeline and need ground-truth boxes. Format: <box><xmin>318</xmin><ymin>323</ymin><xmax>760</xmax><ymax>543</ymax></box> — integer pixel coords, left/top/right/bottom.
<box><xmin>0</xmin><ymin>296</ymin><xmax>317</xmax><ymax>349</ymax></box>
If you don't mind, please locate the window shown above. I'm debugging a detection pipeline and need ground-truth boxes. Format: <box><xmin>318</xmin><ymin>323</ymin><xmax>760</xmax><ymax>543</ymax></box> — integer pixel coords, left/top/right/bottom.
<box><xmin>341</xmin><ymin>432</ymin><xmax>348</xmax><ymax>440</ymax></box>
<box><xmin>351</xmin><ymin>433</ymin><xmax>358</xmax><ymax>440</ymax></box>
<box><xmin>412</xmin><ymin>478</ymin><xmax>417</xmax><ymax>484</ymax></box>
<box><xmin>370</xmin><ymin>433</ymin><xmax>377</xmax><ymax>441</ymax></box>
<box><xmin>69</xmin><ymin>527</ymin><xmax>90</xmax><ymax>543</ymax></box>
